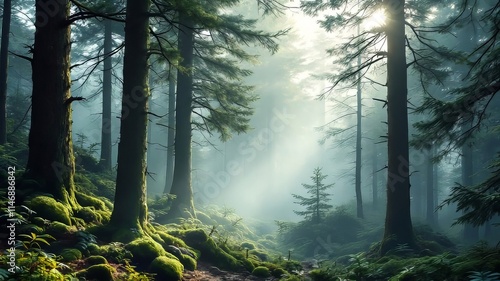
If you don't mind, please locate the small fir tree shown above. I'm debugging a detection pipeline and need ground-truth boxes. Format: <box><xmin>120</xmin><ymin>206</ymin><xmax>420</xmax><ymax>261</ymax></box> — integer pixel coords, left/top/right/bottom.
<box><xmin>292</xmin><ymin>167</ymin><xmax>334</xmax><ymax>223</ymax></box>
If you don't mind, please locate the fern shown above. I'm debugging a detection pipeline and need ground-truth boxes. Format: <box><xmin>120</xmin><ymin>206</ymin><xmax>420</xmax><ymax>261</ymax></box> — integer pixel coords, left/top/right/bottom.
<box><xmin>0</xmin><ymin>268</ymin><xmax>10</xmax><ymax>281</ymax></box>
<box><xmin>469</xmin><ymin>271</ymin><xmax>500</xmax><ymax>281</ymax></box>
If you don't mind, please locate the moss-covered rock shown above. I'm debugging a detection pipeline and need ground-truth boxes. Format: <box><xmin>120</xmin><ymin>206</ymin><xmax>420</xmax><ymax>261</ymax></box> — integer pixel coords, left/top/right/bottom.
<box><xmin>86</xmin><ymin>255</ymin><xmax>108</xmax><ymax>265</ymax></box>
<box><xmin>179</xmin><ymin>254</ymin><xmax>197</xmax><ymax>271</ymax></box>
<box><xmin>249</xmin><ymin>249</ymin><xmax>269</xmax><ymax>261</ymax></box>
<box><xmin>87</xmin><ymin>243</ymin><xmax>100</xmax><ymax>255</ymax></box>
<box><xmin>252</xmin><ymin>266</ymin><xmax>271</xmax><ymax>277</ymax></box>
<box><xmin>271</xmin><ymin>267</ymin><xmax>287</xmax><ymax>278</ymax></box>
<box><xmin>240</xmin><ymin>241</ymin><xmax>256</xmax><ymax>250</ymax></box>
<box><xmin>80</xmin><ymin>264</ymin><xmax>116</xmax><ymax>281</ymax></box>
<box><xmin>60</xmin><ymin>248</ymin><xmax>83</xmax><ymax>262</ymax></box>
<box><xmin>125</xmin><ymin>237</ymin><xmax>166</xmax><ymax>265</ymax></box>
<box><xmin>170</xmin><ymin>229</ymin><xmax>242</xmax><ymax>271</ymax></box>
<box><xmin>28</xmin><ymin>196</ymin><xmax>71</xmax><ymax>225</ymax></box>
<box><xmin>149</xmin><ymin>256</ymin><xmax>184</xmax><ymax>281</ymax></box>
<box><xmin>46</xmin><ymin>221</ymin><xmax>73</xmax><ymax>238</ymax></box>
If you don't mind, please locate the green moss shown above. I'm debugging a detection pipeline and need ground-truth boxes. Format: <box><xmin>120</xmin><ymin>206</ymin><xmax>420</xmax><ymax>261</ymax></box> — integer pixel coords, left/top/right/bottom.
<box><xmin>95</xmin><ymin>209</ymin><xmax>111</xmax><ymax>224</ymax></box>
<box><xmin>271</xmin><ymin>267</ymin><xmax>287</xmax><ymax>278</ymax></box>
<box><xmin>249</xmin><ymin>249</ymin><xmax>269</xmax><ymax>261</ymax></box>
<box><xmin>155</xmin><ymin>231</ymin><xmax>188</xmax><ymax>248</ymax></box>
<box><xmin>75</xmin><ymin>206</ymin><xmax>101</xmax><ymax>223</ymax></box>
<box><xmin>86</xmin><ymin>255</ymin><xmax>108</xmax><ymax>265</ymax></box>
<box><xmin>229</xmin><ymin>251</ymin><xmax>254</xmax><ymax>272</ymax></box>
<box><xmin>82</xmin><ymin>264</ymin><xmax>116</xmax><ymax>281</ymax></box>
<box><xmin>171</xmin><ymin>229</ymin><xmax>241</xmax><ymax>271</ymax></box>
<box><xmin>28</xmin><ymin>196</ymin><xmax>71</xmax><ymax>225</ymax></box>
<box><xmin>125</xmin><ymin>237</ymin><xmax>167</xmax><ymax>265</ymax></box>
<box><xmin>252</xmin><ymin>266</ymin><xmax>271</xmax><ymax>277</ymax></box>
<box><xmin>195</xmin><ymin>211</ymin><xmax>216</xmax><ymax>225</ymax></box>
<box><xmin>60</xmin><ymin>248</ymin><xmax>83</xmax><ymax>262</ymax></box>
<box><xmin>98</xmin><ymin>196</ymin><xmax>114</xmax><ymax>211</ymax></box>
<box><xmin>97</xmin><ymin>243</ymin><xmax>133</xmax><ymax>263</ymax></box>
<box><xmin>149</xmin><ymin>256</ymin><xmax>184</xmax><ymax>281</ymax></box>
<box><xmin>179</xmin><ymin>254</ymin><xmax>197</xmax><ymax>271</ymax></box>
<box><xmin>75</xmin><ymin>174</ymin><xmax>98</xmax><ymax>194</ymax></box>
<box><xmin>87</xmin><ymin>243</ymin><xmax>101</xmax><ymax>255</ymax></box>
<box><xmin>240</xmin><ymin>241</ymin><xmax>256</xmax><ymax>250</ymax></box>
<box><xmin>45</xmin><ymin>221</ymin><xmax>73</xmax><ymax>238</ymax></box>
<box><xmin>75</xmin><ymin>191</ymin><xmax>106</xmax><ymax>211</ymax></box>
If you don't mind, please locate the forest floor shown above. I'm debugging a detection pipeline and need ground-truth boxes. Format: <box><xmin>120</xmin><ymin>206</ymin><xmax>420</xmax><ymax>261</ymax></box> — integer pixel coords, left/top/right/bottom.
<box><xmin>182</xmin><ymin>261</ymin><xmax>311</xmax><ymax>280</ymax></box>
<box><xmin>182</xmin><ymin>262</ymin><xmax>270</xmax><ymax>280</ymax></box>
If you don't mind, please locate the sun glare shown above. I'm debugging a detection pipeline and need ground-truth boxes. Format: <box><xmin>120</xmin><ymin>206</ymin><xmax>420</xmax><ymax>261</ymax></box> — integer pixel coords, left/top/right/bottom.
<box><xmin>363</xmin><ymin>8</ymin><xmax>387</xmax><ymax>30</ymax></box>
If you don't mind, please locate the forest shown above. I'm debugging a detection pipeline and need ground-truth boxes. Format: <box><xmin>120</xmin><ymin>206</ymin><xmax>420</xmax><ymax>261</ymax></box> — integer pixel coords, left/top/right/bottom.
<box><xmin>0</xmin><ymin>0</ymin><xmax>499</xmax><ymax>280</ymax></box>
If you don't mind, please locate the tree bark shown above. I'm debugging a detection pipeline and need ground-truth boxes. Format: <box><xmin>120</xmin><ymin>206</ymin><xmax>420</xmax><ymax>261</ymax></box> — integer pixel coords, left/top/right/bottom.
<box><xmin>168</xmin><ymin>11</ymin><xmax>196</xmax><ymax>219</ymax></box>
<box><xmin>0</xmin><ymin>0</ymin><xmax>12</xmax><ymax>144</ymax></box>
<box><xmin>461</xmin><ymin>124</ymin><xmax>479</xmax><ymax>242</ymax></box>
<box><xmin>355</xmin><ymin>38</ymin><xmax>364</xmax><ymax>219</ymax></box>
<box><xmin>100</xmin><ymin>19</ymin><xmax>113</xmax><ymax>170</ymax></box>
<box><xmin>372</xmin><ymin>144</ymin><xmax>378</xmax><ymax>209</ymax></box>
<box><xmin>426</xmin><ymin>147</ymin><xmax>435</xmax><ymax>226</ymax></box>
<box><xmin>109</xmin><ymin>0</ymin><xmax>150</xmax><ymax>232</ymax></box>
<box><xmin>380</xmin><ymin>0</ymin><xmax>416</xmax><ymax>255</ymax></box>
<box><xmin>412</xmin><ymin>164</ymin><xmax>422</xmax><ymax>217</ymax></box>
<box><xmin>163</xmin><ymin>66</ymin><xmax>176</xmax><ymax>194</ymax></box>
<box><xmin>26</xmin><ymin>0</ymin><xmax>77</xmax><ymax>207</ymax></box>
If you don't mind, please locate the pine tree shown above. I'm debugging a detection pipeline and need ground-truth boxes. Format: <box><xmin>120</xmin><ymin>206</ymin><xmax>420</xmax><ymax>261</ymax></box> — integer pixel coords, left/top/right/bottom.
<box><xmin>108</xmin><ymin>0</ymin><xmax>150</xmax><ymax>235</ymax></box>
<box><xmin>292</xmin><ymin>167</ymin><xmax>333</xmax><ymax>223</ymax></box>
<box><xmin>163</xmin><ymin>0</ymin><xmax>285</xmax><ymax>220</ymax></box>
<box><xmin>26</xmin><ymin>0</ymin><xmax>78</xmax><ymax>208</ymax></box>
<box><xmin>413</xmin><ymin>1</ymin><xmax>499</xmax><ymax>228</ymax></box>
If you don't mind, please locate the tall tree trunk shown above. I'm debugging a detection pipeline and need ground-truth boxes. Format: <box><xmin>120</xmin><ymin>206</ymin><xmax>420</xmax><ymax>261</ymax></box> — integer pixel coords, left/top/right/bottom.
<box><xmin>168</xmin><ymin>12</ymin><xmax>195</xmax><ymax>219</ymax></box>
<box><xmin>355</xmin><ymin>34</ymin><xmax>364</xmax><ymax>219</ymax></box>
<box><xmin>109</xmin><ymin>0</ymin><xmax>150</xmax><ymax>234</ymax></box>
<box><xmin>433</xmin><ymin>161</ymin><xmax>438</xmax><ymax>222</ymax></box>
<box><xmin>372</xmin><ymin>144</ymin><xmax>378</xmax><ymax>209</ymax></box>
<box><xmin>426</xmin><ymin>147</ymin><xmax>435</xmax><ymax>226</ymax></box>
<box><xmin>100</xmin><ymin>19</ymin><xmax>113</xmax><ymax>170</ymax></box>
<box><xmin>412</xmin><ymin>164</ymin><xmax>422</xmax><ymax>218</ymax></box>
<box><xmin>380</xmin><ymin>0</ymin><xmax>416</xmax><ymax>255</ymax></box>
<box><xmin>163</xmin><ymin>66</ymin><xmax>175</xmax><ymax>194</ymax></box>
<box><xmin>461</xmin><ymin>124</ymin><xmax>479</xmax><ymax>242</ymax></box>
<box><xmin>26</xmin><ymin>0</ymin><xmax>77</xmax><ymax>207</ymax></box>
<box><xmin>0</xmin><ymin>0</ymin><xmax>12</xmax><ymax>144</ymax></box>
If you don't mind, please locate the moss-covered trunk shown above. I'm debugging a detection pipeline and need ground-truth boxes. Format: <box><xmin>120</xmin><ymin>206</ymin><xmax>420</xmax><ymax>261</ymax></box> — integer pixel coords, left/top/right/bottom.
<box><xmin>168</xmin><ymin>11</ymin><xmax>195</xmax><ymax>219</ymax></box>
<box><xmin>380</xmin><ymin>0</ymin><xmax>416</xmax><ymax>255</ymax></box>
<box><xmin>100</xmin><ymin>19</ymin><xmax>113</xmax><ymax>170</ymax></box>
<box><xmin>109</xmin><ymin>0</ymin><xmax>150</xmax><ymax>232</ymax></box>
<box><xmin>26</xmin><ymin>0</ymin><xmax>77</xmax><ymax>208</ymax></box>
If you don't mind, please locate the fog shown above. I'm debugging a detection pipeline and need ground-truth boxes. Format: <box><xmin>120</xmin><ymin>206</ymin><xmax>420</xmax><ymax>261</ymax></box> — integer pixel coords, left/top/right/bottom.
<box><xmin>54</xmin><ymin>0</ymin><xmax>492</xmax><ymax>229</ymax></box>
<box><xmin>65</xmin><ymin>5</ymin><xmax>371</xmax><ymax>222</ymax></box>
